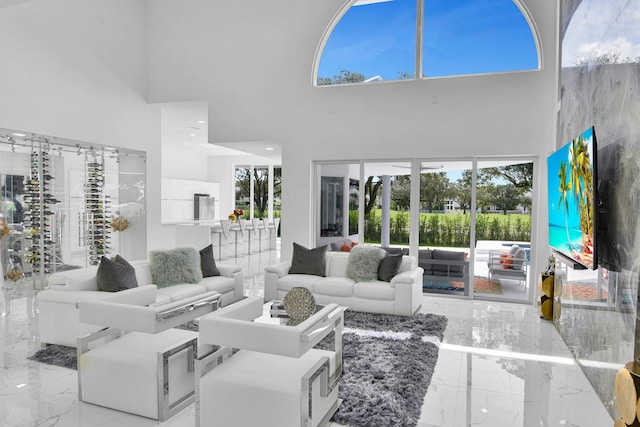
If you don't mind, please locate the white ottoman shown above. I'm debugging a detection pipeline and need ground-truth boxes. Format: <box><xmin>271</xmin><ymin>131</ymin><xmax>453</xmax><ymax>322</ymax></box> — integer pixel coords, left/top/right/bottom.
<box><xmin>79</xmin><ymin>328</ymin><xmax>202</xmax><ymax>420</ymax></box>
<box><xmin>199</xmin><ymin>348</ymin><xmax>338</xmax><ymax>427</ymax></box>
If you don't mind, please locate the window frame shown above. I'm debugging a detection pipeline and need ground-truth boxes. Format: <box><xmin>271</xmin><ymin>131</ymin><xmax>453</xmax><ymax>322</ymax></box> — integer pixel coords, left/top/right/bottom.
<box><xmin>312</xmin><ymin>0</ymin><xmax>542</xmax><ymax>86</ymax></box>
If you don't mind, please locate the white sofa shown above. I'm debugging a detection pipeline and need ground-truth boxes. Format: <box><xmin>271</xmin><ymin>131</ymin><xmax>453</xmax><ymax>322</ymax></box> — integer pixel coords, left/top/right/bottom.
<box><xmin>36</xmin><ymin>260</ymin><xmax>244</xmax><ymax>347</ymax></box>
<box><xmin>264</xmin><ymin>252</ymin><xmax>423</xmax><ymax>316</ymax></box>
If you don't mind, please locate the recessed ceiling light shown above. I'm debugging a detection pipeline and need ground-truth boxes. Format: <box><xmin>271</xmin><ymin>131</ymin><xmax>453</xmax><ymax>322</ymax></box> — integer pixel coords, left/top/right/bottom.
<box><xmin>183</xmin><ymin>142</ymin><xmax>191</xmax><ymax>146</ymax></box>
<box><xmin>190</xmin><ymin>133</ymin><xmax>197</xmax><ymax>137</ymax></box>
<box><xmin>197</xmin><ymin>120</ymin><xmax>206</xmax><ymax>124</ymax></box>
<box><xmin>12</xmin><ymin>133</ymin><xmax>26</xmax><ymax>137</ymax></box>
<box><xmin>265</xmin><ymin>147</ymin><xmax>275</xmax><ymax>151</ymax></box>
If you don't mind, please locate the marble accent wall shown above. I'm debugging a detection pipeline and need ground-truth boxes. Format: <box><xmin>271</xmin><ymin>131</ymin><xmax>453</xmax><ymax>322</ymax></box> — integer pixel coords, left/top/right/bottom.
<box><xmin>557</xmin><ymin>0</ymin><xmax>640</xmax><ymax>419</ymax></box>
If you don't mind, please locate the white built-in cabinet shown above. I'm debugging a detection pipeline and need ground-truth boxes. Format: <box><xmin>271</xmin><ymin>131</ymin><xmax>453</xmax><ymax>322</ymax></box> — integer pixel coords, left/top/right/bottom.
<box><xmin>161</xmin><ymin>178</ymin><xmax>220</xmax><ymax>223</ymax></box>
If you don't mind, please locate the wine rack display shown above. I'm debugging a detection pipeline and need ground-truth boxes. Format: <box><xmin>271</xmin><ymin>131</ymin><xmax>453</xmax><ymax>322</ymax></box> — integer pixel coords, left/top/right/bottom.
<box><xmin>85</xmin><ymin>156</ymin><xmax>111</xmax><ymax>265</ymax></box>
<box><xmin>23</xmin><ymin>149</ymin><xmax>58</xmax><ymax>276</ymax></box>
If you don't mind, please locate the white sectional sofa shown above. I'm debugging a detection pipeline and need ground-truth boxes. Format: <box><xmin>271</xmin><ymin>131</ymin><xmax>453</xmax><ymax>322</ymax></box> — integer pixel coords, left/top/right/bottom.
<box><xmin>264</xmin><ymin>251</ymin><xmax>424</xmax><ymax>316</ymax></box>
<box><xmin>37</xmin><ymin>260</ymin><xmax>244</xmax><ymax>347</ymax></box>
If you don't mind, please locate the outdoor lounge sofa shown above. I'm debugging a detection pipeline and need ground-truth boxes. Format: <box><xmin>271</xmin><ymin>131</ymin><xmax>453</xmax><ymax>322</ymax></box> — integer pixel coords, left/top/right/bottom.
<box><xmin>419</xmin><ymin>248</ymin><xmax>470</xmax><ymax>294</ymax></box>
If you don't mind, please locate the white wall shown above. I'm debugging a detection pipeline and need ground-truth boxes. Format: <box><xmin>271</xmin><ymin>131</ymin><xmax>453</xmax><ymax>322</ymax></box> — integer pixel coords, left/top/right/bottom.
<box><xmin>0</xmin><ymin>0</ymin><xmax>164</xmax><ymax>251</ymax></box>
<box><xmin>162</xmin><ymin>147</ymin><xmax>210</xmax><ymax>181</ymax></box>
<box><xmin>0</xmin><ymin>0</ymin><xmax>558</xmax><ymax>275</ymax></box>
<box><xmin>147</xmin><ymin>0</ymin><xmax>558</xmax><ymax>273</ymax></box>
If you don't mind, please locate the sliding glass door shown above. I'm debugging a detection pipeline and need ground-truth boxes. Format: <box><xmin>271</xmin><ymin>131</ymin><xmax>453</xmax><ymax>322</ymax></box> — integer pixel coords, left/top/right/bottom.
<box><xmin>418</xmin><ymin>161</ymin><xmax>473</xmax><ymax>296</ymax></box>
<box><xmin>314</xmin><ymin>157</ymin><xmax>536</xmax><ymax>303</ymax></box>
<box><xmin>363</xmin><ymin>162</ymin><xmax>411</xmax><ymax>249</ymax></box>
<box><xmin>473</xmin><ymin>160</ymin><xmax>533</xmax><ymax>301</ymax></box>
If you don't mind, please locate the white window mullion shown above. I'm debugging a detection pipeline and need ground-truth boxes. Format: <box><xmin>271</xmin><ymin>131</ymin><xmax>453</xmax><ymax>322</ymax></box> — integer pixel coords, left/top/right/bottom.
<box><xmin>415</xmin><ymin>0</ymin><xmax>424</xmax><ymax>79</ymax></box>
<box><xmin>358</xmin><ymin>161</ymin><xmax>365</xmax><ymax>244</ymax></box>
<box><xmin>469</xmin><ymin>158</ymin><xmax>478</xmax><ymax>298</ymax></box>
<box><xmin>268</xmin><ymin>164</ymin><xmax>274</xmax><ymax>219</ymax></box>
<box><xmin>409</xmin><ymin>159</ymin><xmax>421</xmax><ymax>257</ymax></box>
<box><xmin>249</xmin><ymin>165</ymin><xmax>255</xmax><ymax>218</ymax></box>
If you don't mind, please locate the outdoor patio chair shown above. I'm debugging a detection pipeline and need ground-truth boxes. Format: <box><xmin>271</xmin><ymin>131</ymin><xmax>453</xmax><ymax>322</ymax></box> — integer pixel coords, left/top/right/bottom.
<box><xmin>488</xmin><ymin>245</ymin><xmax>528</xmax><ymax>291</ymax></box>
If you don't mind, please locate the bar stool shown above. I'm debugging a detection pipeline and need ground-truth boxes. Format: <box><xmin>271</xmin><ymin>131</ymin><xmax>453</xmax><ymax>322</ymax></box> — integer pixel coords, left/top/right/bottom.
<box><xmin>266</xmin><ymin>218</ymin><xmax>280</xmax><ymax>251</ymax></box>
<box><xmin>253</xmin><ymin>218</ymin><xmax>266</xmax><ymax>252</ymax></box>
<box><xmin>241</xmin><ymin>219</ymin><xmax>256</xmax><ymax>255</ymax></box>
<box><xmin>211</xmin><ymin>220</ymin><xmax>231</xmax><ymax>261</ymax></box>
<box><xmin>228</xmin><ymin>220</ymin><xmax>244</xmax><ymax>259</ymax></box>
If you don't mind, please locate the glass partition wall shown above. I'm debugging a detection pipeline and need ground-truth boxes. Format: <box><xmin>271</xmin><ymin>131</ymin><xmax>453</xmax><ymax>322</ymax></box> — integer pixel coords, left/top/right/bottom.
<box><xmin>315</xmin><ymin>158</ymin><xmax>536</xmax><ymax>303</ymax></box>
<box><xmin>0</xmin><ymin>128</ymin><xmax>146</xmax><ymax>289</ymax></box>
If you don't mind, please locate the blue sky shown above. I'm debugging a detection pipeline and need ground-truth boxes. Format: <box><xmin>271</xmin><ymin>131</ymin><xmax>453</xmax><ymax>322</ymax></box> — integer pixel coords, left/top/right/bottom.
<box><xmin>318</xmin><ymin>0</ymin><xmax>539</xmax><ymax>82</ymax></box>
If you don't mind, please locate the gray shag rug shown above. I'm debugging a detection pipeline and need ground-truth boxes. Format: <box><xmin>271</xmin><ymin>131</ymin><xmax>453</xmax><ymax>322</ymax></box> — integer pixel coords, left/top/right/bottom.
<box><xmin>324</xmin><ymin>310</ymin><xmax>448</xmax><ymax>427</ymax></box>
<box><xmin>28</xmin><ymin>311</ymin><xmax>447</xmax><ymax>427</ymax></box>
<box><xmin>28</xmin><ymin>344</ymin><xmax>77</xmax><ymax>370</ymax></box>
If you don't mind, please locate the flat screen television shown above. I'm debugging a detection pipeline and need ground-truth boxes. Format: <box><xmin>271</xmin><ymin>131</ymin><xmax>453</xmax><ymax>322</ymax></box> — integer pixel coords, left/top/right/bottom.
<box><xmin>547</xmin><ymin>126</ymin><xmax>597</xmax><ymax>269</ymax></box>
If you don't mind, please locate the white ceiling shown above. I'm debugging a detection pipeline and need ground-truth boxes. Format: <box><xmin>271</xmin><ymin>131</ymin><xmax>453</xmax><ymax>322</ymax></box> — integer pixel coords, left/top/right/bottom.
<box><xmin>161</xmin><ymin>101</ymin><xmax>281</xmax><ymax>161</ymax></box>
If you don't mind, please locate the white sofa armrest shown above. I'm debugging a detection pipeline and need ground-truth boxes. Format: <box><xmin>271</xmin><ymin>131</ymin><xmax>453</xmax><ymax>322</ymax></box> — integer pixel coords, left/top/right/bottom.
<box><xmin>216</xmin><ymin>264</ymin><xmax>244</xmax><ymax>304</ymax></box>
<box><xmin>79</xmin><ymin>286</ymin><xmax>221</xmax><ymax>334</ymax></box>
<box><xmin>264</xmin><ymin>261</ymin><xmax>292</xmax><ymax>302</ymax></box>
<box><xmin>264</xmin><ymin>261</ymin><xmax>292</xmax><ymax>277</ymax></box>
<box><xmin>391</xmin><ymin>267</ymin><xmax>424</xmax><ymax>316</ymax></box>
<box><xmin>390</xmin><ymin>267</ymin><xmax>424</xmax><ymax>287</ymax></box>
<box><xmin>217</xmin><ymin>264</ymin><xmax>242</xmax><ymax>277</ymax></box>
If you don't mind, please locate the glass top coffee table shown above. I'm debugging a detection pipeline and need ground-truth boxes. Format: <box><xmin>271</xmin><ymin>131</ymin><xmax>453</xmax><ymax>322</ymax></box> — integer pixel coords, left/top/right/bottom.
<box><xmin>258</xmin><ymin>300</ymin><xmax>335</xmax><ymax>326</ymax></box>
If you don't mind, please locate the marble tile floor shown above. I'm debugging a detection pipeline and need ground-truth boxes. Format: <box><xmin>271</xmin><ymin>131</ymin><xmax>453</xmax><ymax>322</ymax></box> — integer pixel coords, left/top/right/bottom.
<box><xmin>0</xmin><ymin>253</ymin><xmax>614</xmax><ymax>427</ymax></box>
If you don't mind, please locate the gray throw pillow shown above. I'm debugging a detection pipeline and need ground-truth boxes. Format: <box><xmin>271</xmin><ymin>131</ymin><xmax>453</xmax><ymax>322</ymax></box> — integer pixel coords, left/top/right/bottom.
<box><xmin>200</xmin><ymin>244</ymin><xmax>221</xmax><ymax>277</ymax></box>
<box><xmin>347</xmin><ymin>245</ymin><xmax>386</xmax><ymax>282</ymax></box>
<box><xmin>149</xmin><ymin>247</ymin><xmax>203</xmax><ymax>287</ymax></box>
<box><xmin>96</xmin><ymin>255</ymin><xmax>138</xmax><ymax>292</ymax></box>
<box><xmin>289</xmin><ymin>243</ymin><xmax>327</xmax><ymax>276</ymax></box>
<box><xmin>378</xmin><ymin>252</ymin><xmax>404</xmax><ymax>282</ymax></box>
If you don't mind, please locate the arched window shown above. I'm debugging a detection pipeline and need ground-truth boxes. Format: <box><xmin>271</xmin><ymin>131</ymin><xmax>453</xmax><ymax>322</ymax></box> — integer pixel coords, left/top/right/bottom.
<box><xmin>316</xmin><ymin>0</ymin><xmax>540</xmax><ymax>85</ymax></box>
